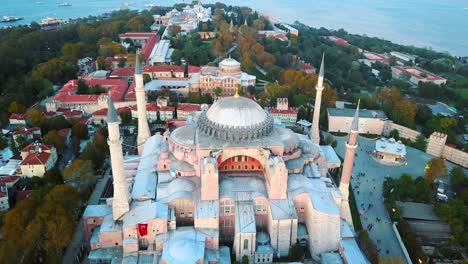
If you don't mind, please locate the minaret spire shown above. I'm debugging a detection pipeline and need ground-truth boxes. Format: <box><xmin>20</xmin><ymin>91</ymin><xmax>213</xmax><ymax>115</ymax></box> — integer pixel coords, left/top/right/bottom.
<box><xmin>107</xmin><ymin>98</ymin><xmax>130</xmax><ymax>221</ymax></box>
<box><xmin>339</xmin><ymin>100</ymin><xmax>360</xmax><ymax>225</ymax></box>
<box><xmin>311</xmin><ymin>53</ymin><xmax>325</xmax><ymax>145</ymax></box>
<box><xmin>230</xmin><ymin>18</ymin><xmax>234</xmax><ymax>32</ymax></box>
<box><xmin>135</xmin><ymin>50</ymin><xmax>151</xmax><ymax>154</ymax></box>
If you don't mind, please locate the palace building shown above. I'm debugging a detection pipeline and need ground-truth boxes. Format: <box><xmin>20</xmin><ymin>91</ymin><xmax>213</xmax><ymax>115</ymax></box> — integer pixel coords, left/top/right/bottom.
<box><xmin>83</xmin><ymin>55</ymin><xmax>368</xmax><ymax>264</ymax></box>
<box><xmin>189</xmin><ymin>58</ymin><xmax>256</xmax><ymax>95</ymax></box>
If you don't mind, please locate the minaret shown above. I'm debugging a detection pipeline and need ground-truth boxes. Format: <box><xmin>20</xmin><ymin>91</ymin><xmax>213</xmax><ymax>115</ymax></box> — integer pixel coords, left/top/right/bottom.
<box><xmin>339</xmin><ymin>100</ymin><xmax>360</xmax><ymax>225</ymax></box>
<box><xmin>107</xmin><ymin>98</ymin><xmax>130</xmax><ymax>221</ymax></box>
<box><xmin>230</xmin><ymin>18</ymin><xmax>234</xmax><ymax>32</ymax></box>
<box><xmin>135</xmin><ymin>50</ymin><xmax>151</xmax><ymax>154</ymax></box>
<box><xmin>244</xmin><ymin>18</ymin><xmax>248</xmax><ymax>26</ymax></box>
<box><xmin>311</xmin><ymin>53</ymin><xmax>325</xmax><ymax>145</ymax></box>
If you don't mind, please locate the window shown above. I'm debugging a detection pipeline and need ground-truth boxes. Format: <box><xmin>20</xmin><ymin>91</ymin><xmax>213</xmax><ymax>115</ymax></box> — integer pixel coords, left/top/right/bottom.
<box><xmin>222</xmin><ymin>219</ymin><xmax>231</xmax><ymax>227</ymax></box>
<box><xmin>224</xmin><ymin>165</ymin><xmax>227</xmax><ymax>170</ymax></box>
<box><xmin>254</xmin><ymin>199</ymin><xmax>266</xmax><ymax>213</ymax></box>
<box><xmin>243</xmin><ymin>239</ymin><xmax>249</xmax><ymax>250</ymax></box>
<box><xmin>220</xmin><ymin>200</ymin><xmax>234</xmax><ymax>215</ymax></box>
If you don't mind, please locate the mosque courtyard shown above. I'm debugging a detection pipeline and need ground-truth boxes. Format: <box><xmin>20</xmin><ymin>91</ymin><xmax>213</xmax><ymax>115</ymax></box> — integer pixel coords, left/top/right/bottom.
<box><xmin>333</xmin><ymin>135</ymin><xmax>457</xmax><ymax>261</ymax></box>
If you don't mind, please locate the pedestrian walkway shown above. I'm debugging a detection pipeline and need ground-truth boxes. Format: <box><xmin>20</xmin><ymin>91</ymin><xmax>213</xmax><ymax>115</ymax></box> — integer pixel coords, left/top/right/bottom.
<box><xmin>62</xmin><ymin>167</ymin><xmax>110</xmax><ymax>264</ymax></box>
<box><xmin>334</xmin><ymin>136</ymin><xmax>436</xmax><ymax>262</ymax></box>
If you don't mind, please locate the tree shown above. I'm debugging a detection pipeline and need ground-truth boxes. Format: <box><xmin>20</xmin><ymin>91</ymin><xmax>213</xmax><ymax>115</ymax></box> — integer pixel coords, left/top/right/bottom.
<box><xmin>389</xmin><ymin>129</ymin><xmax>400</xmax><ymax>140</ymax></box>
<box><xmin>72</xmin><ymin>122</ymin><xmax>88</xmax><ymax>140</ymax></box>
<box><xmin>241</xmin><ymin>255</ymin><xmax>249</xmax><ymax>264</ymax></box>
<box><xmin>26</xmin><ymin>107</ymin><xmax>47</xmax><ymax>127</ymax></box>
<box><xmin>143</xmin><ymin>73</ymin><xmax>152</xmax><ymax>84</ymax></box>
<box><xmin>43</xmin><ymin>166</ymin><xmax>64</xmax><ymax>185</ymax></box>
<box><xmin>63</xmin><ymin>159</ymin><xmax>95</xmax><ymax>194</ymax></box>
<box><xmin>8</xmin><ymin>101</ymin><xmax>25</xmax><ymax>114</ymax></box>
<box><xmin>424</xmin><ymin>158</ymin><xmax>447</xmax><ymax>184</ymax></box>
<box><xmin>288</xmin><ymin>243</ymin><xmax>304</xmax><ymax>261</ymax></box>
<box><xmin>43</xmin><ymin>130</ymin><xmax>65</xmax><ymax>154</ymax></box>
<box><xmin>120</xmin><ymin>110</ymin><xmax>132</xmax><ymax>125</ymax></box>
<box><xmin>0</xmin><ymin>136</ymin><xmax>8</xmax><ymax>150</ymax></box>
<box><xmin>214</xmin><ymin>87</ymin><xmax>222</xmax><ymax>97</ymax></box>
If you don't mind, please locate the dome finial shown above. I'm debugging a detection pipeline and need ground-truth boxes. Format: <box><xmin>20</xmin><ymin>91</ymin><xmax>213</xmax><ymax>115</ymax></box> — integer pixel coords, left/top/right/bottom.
<box><xmin>234</xmin><ymin>86</ymin><xmax>240</xmax><ymax>98</ymax></box>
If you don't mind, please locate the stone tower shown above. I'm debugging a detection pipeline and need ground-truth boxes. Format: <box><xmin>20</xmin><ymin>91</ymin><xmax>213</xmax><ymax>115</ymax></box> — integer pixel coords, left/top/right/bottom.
<box><xmin>107</xmin><ymin>98</ymin><xmax>130</xmax><ymax>221</ymax></box>
<box><xmin>339</xmin><ymin>100</ymin><xmax>360</xmax><ymax>225</ymax></box>
<box><xmin>277</xmin><ymin>98</ymin><xmax>289</xmax><ymax>110</ymax></box>
<box><xmin>426</xmin><ymin>132</ymin><xmax>447</xmax><ymax>157</ymax></box>
<box><xmin>311</xmin><ymin>54</ymin><xmax>325</xmax><ymax>145</ymax></box>
<box><xmin>135</xmin><ymin>50</ymin><xmax>151</xmax><ymax>154</ymax></box>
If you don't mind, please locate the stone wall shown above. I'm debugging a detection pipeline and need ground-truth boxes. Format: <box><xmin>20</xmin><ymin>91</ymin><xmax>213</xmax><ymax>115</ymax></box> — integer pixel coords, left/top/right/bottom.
<box><xmin>426</xmin><ymin>132</ymin><xmax>468</xmax><ymax>168</ymax></box>
<box><xmin>382</xmin><ymin>121</ymin><xmax>421</xmax><ymax>141</ymax></box>
<box><xmin>442</xmin><ymin>146</ymin><xmax>468</xmax><ymax>168</ymax></box>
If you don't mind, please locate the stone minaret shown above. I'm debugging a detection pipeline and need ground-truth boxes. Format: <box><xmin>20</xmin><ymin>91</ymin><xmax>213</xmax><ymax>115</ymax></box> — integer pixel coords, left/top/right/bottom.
<box><xmin>107</xmin><ymin>98</ymin><xmax>130</xmax><ymax>221</ymax></box>
<box><xmin>135</xmin><ymin>50</ymin><xmax>151</xmax><ymax>154</ymax></box>
<box><xmin>311</xmin><ymin>54</ymin><xmax>325</xmax><ymax>145</ymax></box>
<box><xmin>339</xmin><ymin>100</ymin><xmax>360</xmax><ymax>225</ymax></box>
<box><xmin>230</xmin><ymin>18</ymin><xmax>234</xmax><ymax>32</ymax></box>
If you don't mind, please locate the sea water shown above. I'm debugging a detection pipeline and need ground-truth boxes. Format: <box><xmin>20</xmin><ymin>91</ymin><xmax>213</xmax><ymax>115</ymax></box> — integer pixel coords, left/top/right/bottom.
<box><xmin>1</xmin><ymin>0</ymin><xmax>467</xmax><ymax>56</ymax></box>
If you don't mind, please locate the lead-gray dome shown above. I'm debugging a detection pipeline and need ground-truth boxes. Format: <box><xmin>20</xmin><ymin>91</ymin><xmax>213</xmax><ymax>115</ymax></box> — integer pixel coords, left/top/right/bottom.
<box><xmin>207</xmin><ymin>96</ymin><xmax>267</xmax><ymax>127</ymax></box>
<box><xmin>197</xmin><ymin>96</ymin><xmax>274</xmax><ymax>141</ymax></box>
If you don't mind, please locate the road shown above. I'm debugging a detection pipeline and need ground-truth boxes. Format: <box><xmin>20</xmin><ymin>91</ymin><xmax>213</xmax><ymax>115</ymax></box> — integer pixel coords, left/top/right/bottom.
<box><xmin>62</xmin><ymin>166</ymin><xmax>110</xmax><ymax>264</ymax></box>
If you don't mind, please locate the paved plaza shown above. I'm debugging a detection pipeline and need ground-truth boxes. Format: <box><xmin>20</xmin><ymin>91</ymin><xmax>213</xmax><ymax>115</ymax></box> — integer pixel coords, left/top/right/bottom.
<box><xmin>334</xmin><ymin>135</ymin><xmax>457</xmax><ymax>262</ymax></box>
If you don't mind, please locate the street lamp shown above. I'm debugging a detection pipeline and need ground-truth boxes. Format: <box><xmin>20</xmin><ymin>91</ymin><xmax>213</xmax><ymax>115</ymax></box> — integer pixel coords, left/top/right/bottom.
<box><xmin>418</xmin><ymin>258</ymin><xmax>423</xmax><ymax>264</ymax></box>
<box><xmin>392</xmin><ymin>208</ymin><xmax>396</xmax><ymax>213</ymax></box>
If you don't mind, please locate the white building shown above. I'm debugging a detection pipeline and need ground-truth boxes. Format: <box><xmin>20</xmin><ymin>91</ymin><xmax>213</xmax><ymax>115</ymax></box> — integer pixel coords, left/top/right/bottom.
<box><xmin>189</xmin><ymin>58</ymin><xmax>256</xmax><ymax>95</ymax></box>
<box><xmin>392</xmin><ymin>66</ymin><xmax>447</xmax><ymax>85</ymax></box>
<box><xmin>151</xmin><ymin>1</ymin><xmax>212</xmax><ymax>33</ymax></box>
<box><xmin>327</xmin><ymin>108</ymin><xmax>387</xmax><ymax>135</ymax></box>
<box><xmin>19</xmin><ymin>143</ymin><xmax>58</xmax><ymax>177</ymax></box>
<box><xmin>149</xmin><ymin>40</ymin><xmax>173</xmax><ymax>65</ymax></box>
<box><xmin>371</xmin><ymin>137</ymin><xmax>407</xmax><ymax>165</ymax></box>
<box><xmin>390</xmin><ymin>51</ymin><xmax>417</xmax><ymax>63</ymax></box>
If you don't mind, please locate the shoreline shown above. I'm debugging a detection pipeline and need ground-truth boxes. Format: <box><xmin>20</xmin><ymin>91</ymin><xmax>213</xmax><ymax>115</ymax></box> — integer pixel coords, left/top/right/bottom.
<box><xmin>2</xmin><ymin>2</ymin><xmax>466</xmax><ymax>57</ymax></box>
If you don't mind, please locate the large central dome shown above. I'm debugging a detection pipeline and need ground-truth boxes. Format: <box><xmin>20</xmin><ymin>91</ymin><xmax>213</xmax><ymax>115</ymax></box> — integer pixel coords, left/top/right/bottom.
<box><xmin>197</xmin><ymin>96</ymin><xmax>274</xmax><ymax>142</ymax></box>
<box><xmin>206</xmin><ymin>96</ymin><xmax>267</xmax><ymax>127</ymax></box>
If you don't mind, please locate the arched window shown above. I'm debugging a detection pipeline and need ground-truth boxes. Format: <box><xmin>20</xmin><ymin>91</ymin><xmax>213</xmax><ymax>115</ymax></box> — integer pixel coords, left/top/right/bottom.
<box><xmin>243</xmin><ymin>239</ymin><xmax>249</xmax><ymax>250</ymax></box>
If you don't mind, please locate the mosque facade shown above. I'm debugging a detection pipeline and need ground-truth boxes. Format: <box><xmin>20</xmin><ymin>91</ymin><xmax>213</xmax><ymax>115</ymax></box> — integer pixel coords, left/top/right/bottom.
<box><xmin>83</xmin><ymin>56</ymin><xmax>368</xmax><ymax>264</ymax></box>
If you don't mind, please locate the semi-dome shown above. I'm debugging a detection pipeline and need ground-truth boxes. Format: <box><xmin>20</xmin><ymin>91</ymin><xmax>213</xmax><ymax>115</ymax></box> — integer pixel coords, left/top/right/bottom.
<box><xmin>197</xmin><ymin>96</ymin><xmax>274</xmax><ymax>141</ymax></box>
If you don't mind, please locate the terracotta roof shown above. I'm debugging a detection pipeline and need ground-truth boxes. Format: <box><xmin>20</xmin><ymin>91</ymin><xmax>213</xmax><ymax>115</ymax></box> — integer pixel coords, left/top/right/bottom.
<box><xmin>10</xmin><ymin>113</ymin><xmax>27</xmax><ymax>120</ymax></box>
<box><xmin>0</xmin><ymin>176</ymin><xmax>21</xmax><ymax>184</ymax></box>
<box><xmin>16</xmin><ymin>190</ymin><xmax>33</xmax><ymax>202</ymax></box>
<box><xmin>146</xmin><ymin>102</ymin><xmax>158</xmax><ymax>112</ymax></box>
<box><xmin>57</xmin><ymin>128</ymin><xmax>71</xmax><ymax>139</ymax></box>
<box><xmin>177</xmin><ymin>103</ymin><xmax>200</xmax><ymax>112</ymax></box>
<box><xmin>393</xmin><ymin>66</ymin><xmax>445</xmax><ymax>81</ymax></box>
<box><xmin>62</xmin><ymin>110</ymin><xmax>83</xmax><ymax>118</ymax></box>
<box><xmin>125</xmin><ymin>81</ymin><xmax>136</xmax><ymax>100</ymax></box>
<box><xmin>110</xmin><ymin>67</ymin><xmax>135</xmax><ymax>77</ymax></box>
<box><xmin>92</xmin><ymin>106</ymin><xmax>131</xmax><ymax>117</ymax></box>
<box><xmin>363</xmin><ymin>51</ymin><xmax>389</xmax><ymax>61</ymax></box>
<box><xmin>12</xmin><ymin>127</ymin><xmax>41</xmax><ymax>136</ymax></box>
<box><xmin>119</xmin><ymin>32</ymin><xmax>158</xmax><ymax>39</ymax></box>
<box><xmin>53</xmin><ymin>79</ymin><xmax>129</xmax><ymax>103</ymax></box>
<box><xmin>105</xmin><ymin>57</ymin><xmax>119</xmax><ymax>63</ymax></box>
<box><xmin>21</xmin><ymin>143</ymin><xmax>53</xmax><ymax>153</ymax></box>
<box><xmin>143</xmin><ymin>65</ymin><xmax>201</xmax><ymax>74</ymax></box>
<box><xmin>270</xmin><ymin>108</ymin><xmax>299</xmax><ymax>114</ymax></box>
<box><xmin>159</xmin><ymin>106</ymin><xmax>175</xmax><ymax>112</ymax></box>
<box><xmin>21</xmin><ymin>152</ymin><xmax>51</xmax><ymax>166</ymax></box>
<box><xmin>79</xmin><ymin>117</ymin><xmax>91</xmax><ymax>125</ymax></box>
<box><xmin>141</xmin><ymin>35</ymin><xmax>159</xmax><ymax>60</ymax></box>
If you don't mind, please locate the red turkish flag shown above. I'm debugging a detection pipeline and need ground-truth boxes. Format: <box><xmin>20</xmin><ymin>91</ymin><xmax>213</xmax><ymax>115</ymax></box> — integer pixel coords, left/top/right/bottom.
<box><xmin>138</xmin><ymin>223</ymin><xmax>148</xmax><ymax>236</ymax></box>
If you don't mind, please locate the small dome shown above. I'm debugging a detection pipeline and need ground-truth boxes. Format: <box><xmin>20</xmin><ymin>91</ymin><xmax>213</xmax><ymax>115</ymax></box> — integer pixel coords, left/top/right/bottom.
<box><xmin>219</xmin><ymin>58</ymin><xmax>241</xmax><ymax>67</ymax></box>
<box><xmin>206</xmin><ymin>96</ymin><xmax>267</xmax><ymax>128</ymax></box>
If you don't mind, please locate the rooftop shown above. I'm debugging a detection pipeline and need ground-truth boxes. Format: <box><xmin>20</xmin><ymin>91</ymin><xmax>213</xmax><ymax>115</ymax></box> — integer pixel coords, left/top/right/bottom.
<box><xmin>375</xmin><ymin>137</ymin><xmax>406</xmax><ymax>156</ymax></box>
<box><xmin>328</xmin><ymin>108</ymin><xmax>387</xmax><ymax>119</ymax></box>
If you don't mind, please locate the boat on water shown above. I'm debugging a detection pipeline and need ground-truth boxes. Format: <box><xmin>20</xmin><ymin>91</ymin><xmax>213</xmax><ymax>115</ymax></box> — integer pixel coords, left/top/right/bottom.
<box><xmin>58</xmin><ymin>2</ymin><xmax>72</xmax><ymax>7</ymax></box>
<box><xmin>0</xmin><ymin>16</ymin><xmax>24</xmax><ymax>23</ymax></box>
<box><xmin>39</xmin><ymin>17</ymin><xmax>67</xmax><ymax>29</ymax></box>
<box><xmin>144</xmin><ymin>3</ymin><xmax>157</xmax><ymax>8</ymax></box>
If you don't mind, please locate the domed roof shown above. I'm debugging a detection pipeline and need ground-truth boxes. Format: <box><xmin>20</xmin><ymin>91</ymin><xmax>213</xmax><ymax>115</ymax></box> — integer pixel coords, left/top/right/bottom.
<box><xmin>219</xmin><ymin>58</ymin><xmax>241</xmax><ymax>67</ymax></box>
<box><xmin>206</xmin><ymin>96</ymin><xmax>267</xmax><ymax>128</ymax></box>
